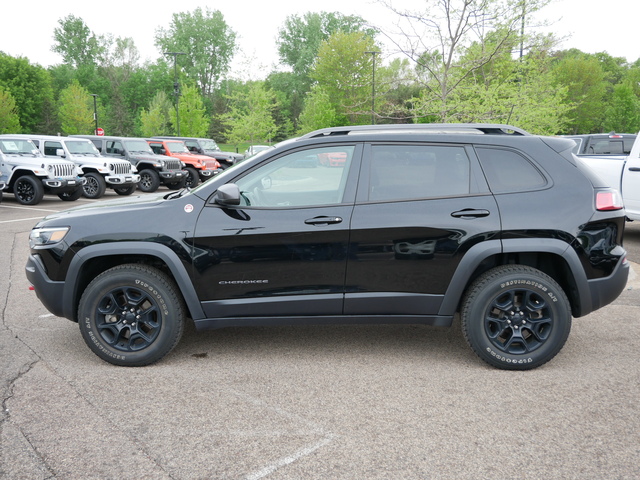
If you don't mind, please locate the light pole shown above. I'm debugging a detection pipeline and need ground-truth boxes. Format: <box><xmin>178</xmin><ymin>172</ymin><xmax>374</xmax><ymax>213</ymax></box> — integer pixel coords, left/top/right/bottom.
<box><xmin>164</xmin><ymin>51</ymin><xmax>187</xmax><ymax>135</ymax></box>
<box><xmin>365</xmin><ymin>50</ymin><xmax>380</xmax><ymax>124</ymax></box>
<box><xmin>90</xmin><ymin>94</ymin><xmax>99</xmax><ymax>134</ymax></box>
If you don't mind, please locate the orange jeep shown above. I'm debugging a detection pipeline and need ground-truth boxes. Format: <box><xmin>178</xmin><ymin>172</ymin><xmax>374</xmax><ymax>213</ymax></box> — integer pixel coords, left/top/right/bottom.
<box><xmin>147</xmin><ymin>139</ymin><xmax>220</xmax><ymax>188</ymax></box>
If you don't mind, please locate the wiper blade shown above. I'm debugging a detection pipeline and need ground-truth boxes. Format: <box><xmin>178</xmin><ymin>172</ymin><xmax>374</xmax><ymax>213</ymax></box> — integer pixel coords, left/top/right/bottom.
<box><xmin>163</xmin><ymin>187</ymin><xmax>190</xmax><ymax>200</ymax></box>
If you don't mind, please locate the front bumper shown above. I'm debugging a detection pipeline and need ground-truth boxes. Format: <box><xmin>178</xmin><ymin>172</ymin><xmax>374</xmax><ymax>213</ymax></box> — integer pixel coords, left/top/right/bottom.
<box><xmin>159</xmin><ymin>170</ymin><xmax>185</xmax><ymax>181</ymax></box>
<box><xmin>25</xmin><ymin>253</ymin><xmax>67</xmax><ymax>320</ymax></box>
<box><xmin>105</xmin><ymin>174</ymin><xmax>141</xmax><ymax>186</ymax></box>
<box><xmin>42</xmin><ymin>176</ymin><xmax>85</xmax><ymax>193</ymax></box>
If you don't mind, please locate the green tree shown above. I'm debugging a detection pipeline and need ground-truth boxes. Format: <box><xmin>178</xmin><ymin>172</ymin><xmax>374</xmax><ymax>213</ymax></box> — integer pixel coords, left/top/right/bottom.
<box><xmin>277</xmin><ymin>12</ymin><xmax>375</xmax><ymax>79</ymax></box>
<box><xmin>297</xmin><ymin>85</ymin><xmax>338</xmax><ymax>134</ymax></box>
<box><xmin>0</xmin><ymin>88</ymin><xmax>21</xmax><ymax>133</ymax></box>
<box><xmin>603</xmin><ymin>80</ymin><xmax>640</xmax><ymax>133</ymax></box>
<box><xmin>155</xmin><ymin>7</ymin><xmax>237</xmax><ymax>97</ymax></box>
<box><xmin>382</xmin><ymin>0</ymin><xmax>551</xmax><ymax>122</ymax></box>
<box><xmin>99</xmin><ymin>37</ymin><xmax>142</xmax><ymax>136</ymax></box>
<box><xmin>51</xmin><ymin>15</ymin><xmax>106</xmax><ymax>67</ymax></box>
<box><xmin>139</xmin><ymin>91</ymin><xmax>173</xmax><ymax>137</ymax></box>
<box><xmin>0</xmin><ymin>53</ymin><xmax>55</xmax><ymax>133</ymax></box>
<box><xmin>265</xmin><ymin>71</ymin><xmax>306</xmax><ymax>137</ymax></box>
<box><xmin>223</xmin><ymin>82</ymin><xmax>278</xmax><ymax>146</ymax></box>
<box><xmin>551</xmin><ymin>51</ymin><xmax>607</xmax><ymax>133</ymax></box>
<box><xmin>170</xmin><ymin>84</ymin><xmax>209</xmax><ymax>137</ymax></box>
<box><xmin>58</xmin><ymin>80</ymin><xmax>94</xmax><ymax>134</ymax></box>
<box><xmin>311</xmin><ymin>31</ymin><xmax>379</xmax><ymax>124</ymax></box>
<box><xmin>444</xmin><ymin>35</ymin><xmax>570</xmax><ymax>134</ymax></box>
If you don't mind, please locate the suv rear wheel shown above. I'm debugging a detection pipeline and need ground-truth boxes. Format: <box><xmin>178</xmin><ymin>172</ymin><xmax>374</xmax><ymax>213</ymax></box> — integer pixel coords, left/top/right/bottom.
<box><xmin>461</xmin><ymin>265</ymin><xmax>571</xmax><ymax>370</ymax></box>
<box><xmin>78</xmin><ymin>264</ymin><xmax>185</xmax><ymax>366</ymax></box>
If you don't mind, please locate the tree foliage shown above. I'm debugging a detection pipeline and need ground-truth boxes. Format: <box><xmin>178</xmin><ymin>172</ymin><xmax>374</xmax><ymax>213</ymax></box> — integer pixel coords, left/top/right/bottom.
<box><xmin>58</xmin><ymin>80</ymin><xmax>95</xmax><ymax>135</ymax></box>
<box><xmin>311</xmin><ymin>31</ymin><xmax>379</xmax><ymax>124</ymax></box>
<box><xmin>0</xmin><ymin>88</ymin><xmax>21</xmax><ymax>133</ymax></box>
<box><xmin>3</xmin><ymin>6</ymin><xmax>640</xmax><ymax>139</ymax></box>
<box><xmin>223</xmin><ymin>82</ymin><xmax>278</xmax><ymax>146</ymax></box>
<box><xmin>140</xmin><ymin>91</ymin><xmax>173</xmax><ymax>137</ymax></box>
<box><xmin>0</xmin><ymin>53</ymin><xmax>55</xmax><ymax>133</ymax></box>
<box><xmin>155</xmin><ymin>7</ymin><xmax>237</xmax><ymax>97</ymax></box>
<box><xmin>297</xmin><ymin>85</ymin><xmax>338</xmax><ymax>134</ymax></box>
<box><xmin>52</xmin><ymin>15</ymin><xmax>106</xmax><ymax>68</ymax></box>
<box><xmin>380</xmin><ymin>0</ymin><xmax>552</xmax><ymax>121</ymax></box>
<box><xmin>277</xmin><ymin>12</ymin><xmax>376</xmax><ymax>79</ymax></box>
<box><xmin>170</xmin><ymin>84</ymin><xmax>209</xmax><ymax>137</ymax></box>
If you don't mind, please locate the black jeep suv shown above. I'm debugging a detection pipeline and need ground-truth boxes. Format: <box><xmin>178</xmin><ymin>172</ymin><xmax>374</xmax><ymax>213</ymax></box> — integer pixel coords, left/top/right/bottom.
<box><xmin>26</xmin><ymin>124</ymin><xmax>629</xmax><ymax>369</ymax></box>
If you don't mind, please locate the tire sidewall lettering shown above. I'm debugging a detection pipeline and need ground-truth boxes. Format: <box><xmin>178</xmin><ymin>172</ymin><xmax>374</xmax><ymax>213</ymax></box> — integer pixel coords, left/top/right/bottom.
<box><xmin>135</xmin><ymin>278</ymin><xmax>169</xmax><ymax>315</ymax></box>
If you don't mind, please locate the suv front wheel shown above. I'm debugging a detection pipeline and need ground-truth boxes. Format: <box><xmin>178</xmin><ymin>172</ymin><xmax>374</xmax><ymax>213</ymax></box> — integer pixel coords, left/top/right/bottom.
<box><xmin>461</xmin><ymin>265</ymin><xmax>571</xmax><ymax>370</ymax></box>
<box><xmin>78</xmin><ymin>264</ymin><xmax>185</xmax><ymax>366</ymax></box>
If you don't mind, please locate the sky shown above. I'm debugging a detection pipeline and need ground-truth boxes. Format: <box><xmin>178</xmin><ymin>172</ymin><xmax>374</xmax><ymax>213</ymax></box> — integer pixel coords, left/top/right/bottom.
<box><xmin>1</xmin><ymin>0</ymin><xmax>638</xmax><ymax>79</ymax></box>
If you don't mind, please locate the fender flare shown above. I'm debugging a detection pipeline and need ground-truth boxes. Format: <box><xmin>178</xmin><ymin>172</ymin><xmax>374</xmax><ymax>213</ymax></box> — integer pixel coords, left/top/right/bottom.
<box><xmin>438</xmin><ymin>238</ymin><xmax>590</xmax><ymax>316</ymax></box>
<box><xmin>62</xmin><ymin>241</ymin><xmax>204</xmax><ymax>321</ymax></box>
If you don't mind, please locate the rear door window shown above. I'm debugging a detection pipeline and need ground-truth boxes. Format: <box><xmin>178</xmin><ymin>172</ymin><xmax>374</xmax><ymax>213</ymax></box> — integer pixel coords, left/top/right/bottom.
<box><xmin>367</xmin><ymin>144</ymin><xmax>470</xmax><ymax>201</ymax></box>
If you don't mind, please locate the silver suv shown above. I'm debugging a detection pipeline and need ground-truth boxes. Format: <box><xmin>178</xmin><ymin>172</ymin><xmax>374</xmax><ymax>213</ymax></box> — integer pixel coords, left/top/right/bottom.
<box><xmin>0</xmin><ymin>136</ymin><xmax>84</xmax><ymax>205</ymax></box>
<box><xmin>21</xmin><ymin>135</ymin><xmax>140</xmax><ymax>198</ymax></box>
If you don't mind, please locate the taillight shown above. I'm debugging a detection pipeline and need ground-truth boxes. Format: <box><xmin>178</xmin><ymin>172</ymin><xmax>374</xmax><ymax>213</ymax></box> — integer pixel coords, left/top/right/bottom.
<box><xmin>596</xmin><ymin>190</ymin><xmax>623</xmax><ymax>211</ymax></box>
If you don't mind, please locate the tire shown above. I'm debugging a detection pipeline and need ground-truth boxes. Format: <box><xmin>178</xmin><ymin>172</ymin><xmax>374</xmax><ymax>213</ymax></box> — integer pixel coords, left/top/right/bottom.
<box><xmin>83</xmin><ymin>172</ymin><xmax>107</xmax><ymax>199</ymax></box>
<box><xmin>461</xmin><ymin>265</ymin><xmax>571</xmax><ymax>370</ymax></box>
<box><xmin>58</xmin><ymin>187</ymin><xmax>83</xmax><ymax>201</ymax></box>
<box><xmin>13</xmin><ymin>175</ymin><xmax>44</xmax><ymax>205</ymax></box>
<box><xmin>114</xmin><ymin>184</ymin><xmax>137</xmax><ymax>196</ymax></box>
<box><xmin>78</xmin><ymin>264</ymin><xmax>185</xmax><ymax>366</ymax></box>
<box><xmin>184</xmin><ymin>167</ymin><xmax>200</xmax><ymax>188</ymax></box>
<box><xmin>138</xmin><ymin>169</ymin><xmax>161</xmax><ymax>192</ymax></box>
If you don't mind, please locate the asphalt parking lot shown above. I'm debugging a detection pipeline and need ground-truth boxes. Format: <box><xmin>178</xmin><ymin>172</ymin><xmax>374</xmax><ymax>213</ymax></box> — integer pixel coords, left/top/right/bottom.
<box><xmin>2</xmin><ymin>191</ymin><xmax>640</xmax><ymax>479</ymax></box>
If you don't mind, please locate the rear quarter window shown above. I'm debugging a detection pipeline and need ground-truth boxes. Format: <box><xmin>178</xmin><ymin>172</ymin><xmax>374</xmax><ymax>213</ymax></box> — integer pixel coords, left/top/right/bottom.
<box><xmin>476</xmin><ymin>147</ymin><xmax>547</xmax><ymax>193</ymax></box>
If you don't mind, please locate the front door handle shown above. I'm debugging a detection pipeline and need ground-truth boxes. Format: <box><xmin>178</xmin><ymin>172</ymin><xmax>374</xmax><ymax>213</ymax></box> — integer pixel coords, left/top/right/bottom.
<box><xmin>451</xmin><ymin>209</ymin><xmax>490</xmax><ymax>219</ymax></box>
<box><xmin>305</xmin><ymin>216</ymin><xmax>343</xmax><ymax>226</ymax></box>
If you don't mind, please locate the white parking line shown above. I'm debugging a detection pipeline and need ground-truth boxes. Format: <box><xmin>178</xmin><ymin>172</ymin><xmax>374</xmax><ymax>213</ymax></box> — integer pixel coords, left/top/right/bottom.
<box><xmin>0</xmin><ymin>204</ymin><xmax>60</xmax><ymax>213</ymax></box>
<box><xmin>245</xmin><ymin>435</ymin><xmax>336</xmax><ymax>480</ymax></box>
<box><xmin>231</xmin><ymin>389</ymin><xmax>337</xmax><ymax>480</ymax></box>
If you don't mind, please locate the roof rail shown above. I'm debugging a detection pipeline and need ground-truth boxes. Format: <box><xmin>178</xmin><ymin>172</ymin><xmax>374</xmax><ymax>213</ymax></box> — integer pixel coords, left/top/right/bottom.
<box><xmin>300</xmin><ymin>123</ymin><xmax>530</xmax><ymax>139</ymax></box>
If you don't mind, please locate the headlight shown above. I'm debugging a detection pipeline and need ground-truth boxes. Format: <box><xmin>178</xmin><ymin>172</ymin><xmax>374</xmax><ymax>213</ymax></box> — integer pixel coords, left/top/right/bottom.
<box><xmin>30</xmin><ymin>227</ymin><xmax>70</xmax><ymax>246</ymax></box>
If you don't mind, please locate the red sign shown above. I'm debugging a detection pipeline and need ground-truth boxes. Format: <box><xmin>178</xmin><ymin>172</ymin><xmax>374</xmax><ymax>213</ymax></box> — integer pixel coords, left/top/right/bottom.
<box><xmin>96</xmin><ymin>128</ymin><xmax>104</xmax><ymax>136</ymax></box>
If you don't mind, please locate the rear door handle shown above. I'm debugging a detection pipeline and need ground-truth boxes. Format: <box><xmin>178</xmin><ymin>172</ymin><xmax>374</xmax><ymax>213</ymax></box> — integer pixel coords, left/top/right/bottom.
<box><xmin>451</xmin><ymin>209</ymin><xmax>490</xmax><ymax>219</ymax></box>
<box><xmin>305</xmin><ymin>216</ymin><xmax>343</xmax><ymax>226</ymax></box>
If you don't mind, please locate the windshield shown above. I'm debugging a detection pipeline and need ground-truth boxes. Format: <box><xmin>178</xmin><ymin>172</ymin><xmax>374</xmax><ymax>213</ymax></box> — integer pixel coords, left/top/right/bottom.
<box><xmin>166</xmin><ymin>142</ymin><xmax>189</xmax><ymax>154</ymax></box>
<box><xmin>0</xmin><ymin>139</ymin><xmax>39</xmax><ymax>155</ymax></box>
<box><xmin>67</xmin><ymin>140</ymin><xmax>100</xmax><ymax>155</ymax></box>
<box><xmin>125</xmin><ymin>140</ymin><xmax>154</xmax><ymax>153</ymax></box>
<box><xmin>199</xmin><ymin>139</ymin><xmax>219</xmax><ymax>150</ymax></box>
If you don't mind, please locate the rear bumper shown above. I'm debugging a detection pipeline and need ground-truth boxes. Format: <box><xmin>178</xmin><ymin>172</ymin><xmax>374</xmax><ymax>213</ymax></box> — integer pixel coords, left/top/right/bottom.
<box><xmin>584</xmin><ymin>255</ymin><xmax>630</xmax><ymax>316</ymax></box>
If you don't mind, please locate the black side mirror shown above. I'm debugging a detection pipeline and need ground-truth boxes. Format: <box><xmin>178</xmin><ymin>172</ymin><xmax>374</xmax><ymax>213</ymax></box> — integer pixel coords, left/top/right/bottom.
<box><xmin>214</xmin><ymin>183</ymin><xmax>241</xmax><ymax>206</ymax></box>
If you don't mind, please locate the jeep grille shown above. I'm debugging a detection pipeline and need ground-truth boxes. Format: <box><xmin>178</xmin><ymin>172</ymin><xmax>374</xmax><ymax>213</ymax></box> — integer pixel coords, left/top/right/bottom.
<box><xmin>113</xmin><ymin>162</ymin><xmax>132</xmax><ymax>175</ymax></box>
<box><xmin>51</xmin><ymin>163</ymin><xmax>75</xmax><ymax>178</ymax></box>
<box><xmin>165</xmin><ymin>159</ymin><xmax>182</xmax><ymax>171</ymax></box>
<box><xmin>203</xmin><ymin>159</ymin><xmax>218</xmax><ymax>170</ymax></box>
